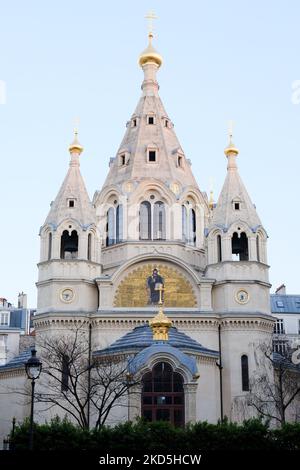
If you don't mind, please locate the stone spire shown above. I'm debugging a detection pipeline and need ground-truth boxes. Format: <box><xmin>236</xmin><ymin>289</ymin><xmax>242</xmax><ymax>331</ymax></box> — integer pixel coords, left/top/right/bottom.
<box><xmin>44</xmin><ymin>131</ymin><xmax>95</xmax><ymax>228</ymax></box>
<box><xmin>101</xmin><ymin>25</ymin><xmax>200</xmax><ymax>192</ymax></box>
<box><xmin>211</xmin><ymin>129</ymin><xmax>262</xmax><ymax>231</ymax></box>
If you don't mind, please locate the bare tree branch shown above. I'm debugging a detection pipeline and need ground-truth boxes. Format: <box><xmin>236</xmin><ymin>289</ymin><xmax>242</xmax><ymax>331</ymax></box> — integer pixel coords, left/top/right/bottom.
<box><xmin>248</xmin><ymin>341</ymin><xmax>300</xmax><ymax>426</ymax></box>
<box><xmin>18</xmin><ymin>325</ymin><xmax>140</xmax><ymax>429</ymax></box>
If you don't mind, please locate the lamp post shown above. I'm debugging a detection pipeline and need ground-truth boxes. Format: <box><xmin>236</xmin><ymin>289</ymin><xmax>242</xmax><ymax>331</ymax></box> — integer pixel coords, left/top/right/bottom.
<box><xmin>25</xmin><ymin>348</ymin><xmax>42</xmax><ymax>451</ymax></box>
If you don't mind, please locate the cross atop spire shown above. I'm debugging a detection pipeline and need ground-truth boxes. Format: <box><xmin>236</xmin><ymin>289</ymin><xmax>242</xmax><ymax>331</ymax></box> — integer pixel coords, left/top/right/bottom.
<box><xmin>228</xmin><ymin>120</ymin><xmax>234</xmax><ymax>145</ymax></box>
<box><xmin>145</xmin><ymin>10</ymin><xmax>158</xmax><ymax>39</ymax></box>
<box><xmin>139</xmin><ymin>11</ymin><xmax>163</xmax><ymax>69</ymax></box>
<box><xmin>224</xmin><ymin>119</ymin><xmax>239</xmax><ymax>158</ymax></box>
<box><xmin>69</xmin><ymin>121</ymin><xmax>84</xmax><ymax>157</ymax></box>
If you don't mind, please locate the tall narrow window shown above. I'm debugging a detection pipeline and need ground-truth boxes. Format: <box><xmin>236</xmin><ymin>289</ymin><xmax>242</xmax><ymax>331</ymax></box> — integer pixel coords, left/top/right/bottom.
<box><xmin>189</xmin><ymin>209</ymin><xmax>196</xmax><ymax>245</ymax></box>
<box><xmin>274</xmin><ymin>319</ymin><xmax>285</xmax><ymax>334</ymax></box>
<box><xmin>232</xmin><ymin>232</ymin><xmax>248</xmax><ymax>261</ymax></box>
<box><xmin>217</xmin><ymin>235</ymin><xmax>222</xmax><ymax>262</ymax></box>
<box><xmin>153</xmin><ymin>202</ymin><xmax>166</xmax><ymax>240</ymax></box>
<box><xmin>61</xmin><ymin>355</ymin><xmax>70</xmax><ymax>392</ymax></box>
<box><xmin>182</xmin><ymin>206</ymin><xmax>188</xmax><ymax>242</ymax></box>
<box><xmin>116</xmin><ymin>204</ymin><xmax>123</xmax><ymax>243</ymax></box>
<box><xmin>87</xmin><ymin>233</ymin><xmax>92</xmax><ymax>260</ymax></box>
<box><xmin>60</xmin><ymin>230</ymin><xmax>78</xmax><ymax>259</ymax></box>
<box><xmin>48</xmin><ymin>232</ymin><xmax>52</xmax><ymax>260</ymax></box>
<box><xmin>0</xmin><ymin>313</ymin><xmax>9</xmax><ymax>326</ymax></box>
<box><xmin>140</xmin><ymin>201</ymin><xmax>151</xmax><ymax>240</ymax></box>
<box><xmin>106</xmin><ymin>207</ymin><xmax>115</xmax><ymax>246</ymax></box>
<box><xmin>256</xmin><ymin>235</ymin><xmax>260</xmax><ymax>262</ymax></box>
<box><xmin>241</xmin><ymin>355</ymin><xmax>249</xmax><ymax>391</ymax></box>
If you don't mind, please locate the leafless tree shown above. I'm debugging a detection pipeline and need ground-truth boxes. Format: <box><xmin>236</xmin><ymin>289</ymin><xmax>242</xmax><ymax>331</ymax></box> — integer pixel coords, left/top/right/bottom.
<box><xmin>248</xmin><ymin>341</ymin><xmax>300</xmax><ymax>426</ymax></box>
<box><xmin>31</xmin><ymin>326</ymin><xmax>140</xmax><ymax>429</ymax></box>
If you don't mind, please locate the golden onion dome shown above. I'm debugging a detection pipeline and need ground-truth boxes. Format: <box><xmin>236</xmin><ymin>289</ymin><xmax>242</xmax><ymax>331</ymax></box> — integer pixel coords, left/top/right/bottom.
<box><xmin>138</xmin><ymin>33</ymin><xmax>163</xmax><ymax>68</ymax></box>
<box><xmin>69</xmin><ymin>130</ymin><xmax>84</xmax><ymax>155</ymax></box>
<box><xmin>224</xmin><ymin>138</ymin><xmax>239</xmax><ymax>156</ymax></box>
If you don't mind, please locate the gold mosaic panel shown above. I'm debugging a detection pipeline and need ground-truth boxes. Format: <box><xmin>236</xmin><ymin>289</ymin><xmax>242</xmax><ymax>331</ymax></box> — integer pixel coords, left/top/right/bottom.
<box><xmin>114</xmin><ymin>263</ymin><xmax>197</xmax><ymax>307</ymax></box>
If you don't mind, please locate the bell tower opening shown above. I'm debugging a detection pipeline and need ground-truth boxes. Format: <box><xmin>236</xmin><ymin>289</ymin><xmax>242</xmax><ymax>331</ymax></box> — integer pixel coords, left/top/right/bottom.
<box><xmin>141</xmin><ymin>362</ymin><xmax>184</xmax><ymax>427</ymax></box>
<box><xmin>60</xmin><ymin>230</ymin><xmax>78</xmax><ymax>259</ymax></box>
<box><xmin>231</xmin><ymin>232</ymin><xmax>248</xmax><ymax>261</ymax></box>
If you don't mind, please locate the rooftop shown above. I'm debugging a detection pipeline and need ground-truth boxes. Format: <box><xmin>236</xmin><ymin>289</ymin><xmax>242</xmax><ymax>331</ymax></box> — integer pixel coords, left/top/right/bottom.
<box><xmin>271</xmin><ymin>294</ymin><xmax>300</xmax><ymax>314</ymax></box>
<box><xmin>93</xmin><ymin>325</ymin><xmax>219</xmax><ymax>357</ymax></box>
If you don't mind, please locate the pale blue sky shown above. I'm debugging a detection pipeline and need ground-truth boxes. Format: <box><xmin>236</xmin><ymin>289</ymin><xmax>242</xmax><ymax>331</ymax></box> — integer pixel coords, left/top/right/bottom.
<box><xmin>0</xmin><ymin>0</ymin><xmax>300</xmax><ymax>306</ymax></box>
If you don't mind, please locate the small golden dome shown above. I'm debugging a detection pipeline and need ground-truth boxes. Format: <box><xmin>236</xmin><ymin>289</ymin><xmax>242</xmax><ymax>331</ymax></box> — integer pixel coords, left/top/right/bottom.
<box><xmin>224</xmin><ymin>137</ymin><xmax>239</xmax><ymax>156</ymax></box>
<box><xmin>69</xmin><ymin>131</ymin><xmax>83</xmax><ymax>155</ymax></box>
<box><xmin>149</xmin><ymin>305</ymin><xmax>172</xmax><ymax>341</ymax></box>
<box><xmin>139</xmin><ymin>33</ymin><xmax>163</xmax><ymax>68</ymax></box>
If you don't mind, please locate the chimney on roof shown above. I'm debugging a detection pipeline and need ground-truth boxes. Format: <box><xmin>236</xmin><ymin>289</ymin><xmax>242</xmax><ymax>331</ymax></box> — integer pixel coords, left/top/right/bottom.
<box><xmin>275</xmin><ymin>284</ymin><xmax>286</xmax><ymax>295</ymax></box>
<box><xmin>18</xmin><ymin>292</ymin><xmax>27</xmax><ymax>308</ymax></box>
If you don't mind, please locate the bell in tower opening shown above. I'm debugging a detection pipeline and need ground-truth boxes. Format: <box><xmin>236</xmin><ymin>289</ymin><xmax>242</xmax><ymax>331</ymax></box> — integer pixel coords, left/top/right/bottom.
<box><xmin>60</xmin><ymin>230</ymin><xmax>78</xmax><ymax>259</ymax></box>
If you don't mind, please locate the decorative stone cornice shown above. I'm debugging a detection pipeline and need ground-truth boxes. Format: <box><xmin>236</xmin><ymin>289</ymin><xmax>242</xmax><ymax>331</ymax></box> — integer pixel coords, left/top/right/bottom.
<box><xmin>38</xmin><ymin>259</ymin><xmax>101</xmax><ymax>268</ymax></box>
<box><xmin>0</xmin><ymin>367</ymin><xmax>26</xmax><ymax>379</ymax></box>
<box><xmin>219</xmin><ymin>317</ymin><xmax>274</xmax><ymax>333</ymax></box>
<box><xmin>34</xmin><ymin>314</ymin><xmax>90</xmax><ymax>330</ymax></box>
<box><xmin>36</xmin><ymin>278</ymin><xmax>97</xmax><ymax>288</ymax></box>
<box><xmin>213</xmin><ymin>279</ymin><xmax>272</xmax><ymax>288</ymax></box>
<box><xmin>33</xmin><ymin>309</ymin><xmax>274</xmax><ymax>334</ymax></box>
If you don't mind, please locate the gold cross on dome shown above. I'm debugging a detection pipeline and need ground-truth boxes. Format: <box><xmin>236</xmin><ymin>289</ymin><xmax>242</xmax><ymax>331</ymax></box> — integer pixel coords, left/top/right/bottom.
<box><xmin>145</xmin><ymin>10</ymin><xmax>158</xmax><ymax>35</ymax></box>
<box><xmin>228</xmin><ymin>120</ymin><xmax>234</xmax><ymax>143</ymax></box>
<box><xmin>74</xmin><ymin>116</ymin><xmax>80</xmax><ymax>136</ymax></box>
<box><xmin>155</xmin><ymin>282</ymin><xmax>164</xmax><ymax>305</ymax></box>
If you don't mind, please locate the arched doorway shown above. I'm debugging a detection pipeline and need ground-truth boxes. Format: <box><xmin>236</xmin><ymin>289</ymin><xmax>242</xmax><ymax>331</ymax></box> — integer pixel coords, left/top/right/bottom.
<box><xmin>141</xmin><ymin>362</ymin><xmax>185</xmax><ymax>426</ymax></box>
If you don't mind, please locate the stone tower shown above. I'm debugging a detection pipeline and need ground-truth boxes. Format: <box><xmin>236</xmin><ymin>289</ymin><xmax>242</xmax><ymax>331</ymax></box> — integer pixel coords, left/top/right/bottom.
<box><xmin>37</xmin><ymin>132</ymin><xmax>101</xmax><ymax>319</ymax></box>
<box><xmin>206</xmin><ymin>131</ymin><xmax>272</xmax><ymax>418</ymax></box>
<box><xmin>93</xmin><ymin>30</ymin><xmax>213</xmax><ymax>314</ymax></box>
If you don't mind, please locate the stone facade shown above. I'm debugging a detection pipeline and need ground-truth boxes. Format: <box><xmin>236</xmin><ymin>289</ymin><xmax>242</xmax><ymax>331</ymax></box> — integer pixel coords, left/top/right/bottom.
<box><xmin>0</xmin><ymin>31</ymin><xmax>278</xmax><ymax>442</ymax></box>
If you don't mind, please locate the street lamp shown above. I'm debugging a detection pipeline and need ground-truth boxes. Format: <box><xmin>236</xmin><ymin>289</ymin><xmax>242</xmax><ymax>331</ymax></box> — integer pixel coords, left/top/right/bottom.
<box><xmin>25</xmin><ymin>348</ymin><xmax>42</xmax><ymax>450</ymax></box>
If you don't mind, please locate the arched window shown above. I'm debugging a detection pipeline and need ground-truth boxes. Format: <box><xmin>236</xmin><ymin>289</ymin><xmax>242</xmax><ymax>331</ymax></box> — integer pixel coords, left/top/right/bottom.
<box><xmin>60</xmin><ymin>230</ymin><xmax>78</xmax><ymax>259</ymax></box>
<box><xmin>232</xmin><ymin>232</ymin><xmax>249</xmax><ymax>261</ymax></box>
<box><xmin>61</xmin><ymin>354</ymin><xmax>70</xmax><ymax>392</ymax></box>
<box><xmin>48</xmin><ymin>232</ymin><xmax>52</xmax><ymax>260</ymax></box>
<box><xmin>241</xmin><ymin>355</ymin><xmax>249</xmax><ymax>391</ymax></box>
<box><xmin>140</xmin><ymin>201</ymin><xmax>151</xmax><ymax>240</ymax></box>
<box><xmin>153</xmin><ymin>202</ymin><xmax>166</xmax><ymax>240</ymax></box>
<box><xmin>189</xmin><ymin>208</ymin><xmax>196</xmax><ymax>245</ymax></box>
<box><xmin>217</xmin><ymin>234</ymin><xmax>222</xmax><ymax>262</ymax></box>
<box><xmin>116</xmin><ymin>204</ymin><xmax>123</xmax><ymax>243</ymax></box>
<box><xmin>182</xmin><ymin>205</ymin><xmax>187</xmax><ymax>242</ymax></box>
<box><xmin>256</xmin><ymin>235</ymin><xmax>260</xmax><ymax>262</ymax></box>
<box><xmin>87</xmin><ymin>233</ymin><xmax>92</xmax><ymax>261</ymax></box>
<box><xmin>182</xmin><ymin>205</ymin><xmax>196</xmax><ymax>245</ymax></box>
<box><xmin>106</xmin><ymin>207</ymin><xmax>115</xmax><ymax>246</ymax></box>
<box><xmin>141</xmin><ymin>362</ymin><xmax>184</xmax><ymax>427</ymax></box>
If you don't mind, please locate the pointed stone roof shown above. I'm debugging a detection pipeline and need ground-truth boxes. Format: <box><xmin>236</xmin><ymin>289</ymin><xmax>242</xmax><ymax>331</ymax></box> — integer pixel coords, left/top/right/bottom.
<box><xmin>102</xmin><ymin>35</ymin><xmax>199</xmax><ymax>192</ymax></box>
<box><xmin>43</xmin><ymin>133</ymin><xmax>95</xmax><ymax>229</ymax></box>
<box><xmin>210</xmin><ymin>141</ymin><xmax>262</xmax><ymax>232</ymax></box>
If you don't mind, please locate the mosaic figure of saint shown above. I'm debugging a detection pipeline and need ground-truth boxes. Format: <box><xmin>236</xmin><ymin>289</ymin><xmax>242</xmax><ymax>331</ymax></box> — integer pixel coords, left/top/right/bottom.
<box><xmin>146</xmin><ymin>268</ymin><xmax>164</xmax><ymax>304</ymax></box>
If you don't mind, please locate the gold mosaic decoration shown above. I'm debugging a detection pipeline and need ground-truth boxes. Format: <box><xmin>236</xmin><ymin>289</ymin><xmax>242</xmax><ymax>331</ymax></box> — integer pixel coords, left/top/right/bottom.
<box><xmin>114</xmin><ymin>264</ymin><xmax>197</xmax><ymax>307</ymax></box>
